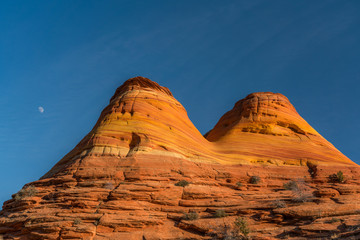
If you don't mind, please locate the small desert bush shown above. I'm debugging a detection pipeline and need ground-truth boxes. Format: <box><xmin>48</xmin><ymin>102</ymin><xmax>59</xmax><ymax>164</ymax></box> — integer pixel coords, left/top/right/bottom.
<box><xmin>235</xmin><ymin>217</ymin><xmax>250</xmax><ymax>239</ymax></box>
<box><xmin>329</xmin><ymin>171</ymin><xmax>345</xmax><ymax>183</ymax></box>
<box><xmin>208</xmin><ymin>217</ymin><xmax>250</xmax><ymax>240</ymax></box>
<box><xmin>236</xmin><ymin>182</ymin><xmax>243</xmax><ymax>187</ymax></box>
<box><xmin>175</xmin><ymin>180</ymin><xmax>190</xmax><ymax>187</ymax></box>
<box><xmin>73</xmin><ymin>218</ymin><xmax>82</xmax><ymax>225</ymax></box>
<box><xmin>14</xmin><ymin>186</ymin><xmax>38</xmax><ymax>200</ymax></box>
<box><xmin>249</xmin><ymin>176</ymin><xmax>261</xmax><ymax>184</ymax></box>
<box><xmin>183</xmin><ymin>211</ymin><xmax>199</xmax><ymax>220</ymax></box>
<box><xmin>283</xmin><ymin>180</ymin><xmax>299</xmax><ymax>190</ymax></box>
<box><xmin>272</xmin><ymin>199</ymin><xmax>286</xmax><ymax>208</ymax></box>
<box><xmin>292</xmin><ymin>189</ymin><xmax>312</xmax><ymax>203</ymax></box>
<box><xmin>328</xmin><ymin>217</ymin><xmax>340</xmax><ymax>223</ymax></box>
<box><xmin>283</xmin><ymin>179</ymin><xmax>312</xmax><ymax>203</ymax></box>
<box><xmin>292</xmin><ymin>185</ymin><xmax>312</xmax><ymax>203</ymax></box>
<box><xmin>214</xmin><ymin>209</ymin><xmax>228</xmax><ymax>218</ymax></box>
<box><xmin>208</xmin><ymin>224</ymin><xmax>232</xmax><ymax>240</ymax></box>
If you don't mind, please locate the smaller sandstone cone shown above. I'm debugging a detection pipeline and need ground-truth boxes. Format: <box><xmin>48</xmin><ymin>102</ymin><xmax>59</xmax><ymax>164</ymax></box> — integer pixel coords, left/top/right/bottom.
<box><xmin>205</xmin><ymin>92</ymin><xmax>355</xmax><ymax>166</ymax></box>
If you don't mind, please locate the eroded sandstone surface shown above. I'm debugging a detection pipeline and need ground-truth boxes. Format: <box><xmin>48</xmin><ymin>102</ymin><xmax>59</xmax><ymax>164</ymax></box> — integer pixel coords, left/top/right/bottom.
<box><xmin>1</xmin><ymin>77</ymin><xmax>359</xmax><ymax>240</ymax></box>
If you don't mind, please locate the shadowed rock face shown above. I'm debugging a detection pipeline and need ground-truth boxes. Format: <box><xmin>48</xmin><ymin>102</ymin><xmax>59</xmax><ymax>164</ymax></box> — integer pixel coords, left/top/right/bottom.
<box><xmin>1</xmin><ymin>77</ymin><xmax>359</xmax><ymax>240</ymax></box>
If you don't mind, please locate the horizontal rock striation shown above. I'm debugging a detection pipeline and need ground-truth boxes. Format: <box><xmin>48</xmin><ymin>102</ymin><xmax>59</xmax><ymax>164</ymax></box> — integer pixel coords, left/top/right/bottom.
<box><xmin>0</xmin><ymin>77</ymin><xmax>359</xmax><ymax>240</ymax></box>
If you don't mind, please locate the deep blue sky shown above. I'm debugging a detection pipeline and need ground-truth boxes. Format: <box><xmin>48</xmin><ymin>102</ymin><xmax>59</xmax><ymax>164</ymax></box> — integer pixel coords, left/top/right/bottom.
<box><xmin>1</xmin><ymin>0</ymin><xmax>359</xmax><ymax>204</ymax></box>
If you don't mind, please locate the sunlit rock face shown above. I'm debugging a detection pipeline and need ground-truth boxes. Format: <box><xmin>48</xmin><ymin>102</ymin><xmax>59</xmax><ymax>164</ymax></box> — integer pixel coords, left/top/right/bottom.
<box><xmin>205</xmin><ymin>92</ymin><xmax>354</xmax><ymax>166</ymax></box>
<box><xmin>44</xmin><ymin>76</ymin><xmax>354</xmax><ymax>176</ymax></box>
<box><xmin>1</xmin><ymin>77</ymin><xmax>359</xmax><ymax>240</ymax></box>
<box><xmin>42</xmin><ymin>76</ymin><xmax>218</xmax><ymax>181</ymax></box>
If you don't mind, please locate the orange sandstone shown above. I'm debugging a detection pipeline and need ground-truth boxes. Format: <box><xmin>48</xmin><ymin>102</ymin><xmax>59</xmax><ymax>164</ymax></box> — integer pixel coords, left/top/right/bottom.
<box><xmin>0</xmin><ymin>77</ymin><xmax>359</xmax><ymax>240</ymax></box>
<box><xmin>206</xmin><ymin>92</ymin><xmax>354</xmax><ymax>166</ymax></box>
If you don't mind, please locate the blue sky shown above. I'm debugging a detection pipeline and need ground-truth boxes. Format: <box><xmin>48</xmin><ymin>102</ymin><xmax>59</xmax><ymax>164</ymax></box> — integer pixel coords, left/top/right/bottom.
<box><xmin>1</xmin><ymin>0</ymin><xmax>359</xmax><ymax>204</ymax></box>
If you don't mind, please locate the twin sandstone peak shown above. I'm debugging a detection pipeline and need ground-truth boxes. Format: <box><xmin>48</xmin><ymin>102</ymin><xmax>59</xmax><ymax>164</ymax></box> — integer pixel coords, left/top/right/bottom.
<box><xmin>45</xmin><ymin>76</ymin><xmax>355</xmax><ymax>179</ymax></box>
<box><xmin>2</xmin><ymin>76</ymin><xmax>360</xmax><ymax>240</ymax></box>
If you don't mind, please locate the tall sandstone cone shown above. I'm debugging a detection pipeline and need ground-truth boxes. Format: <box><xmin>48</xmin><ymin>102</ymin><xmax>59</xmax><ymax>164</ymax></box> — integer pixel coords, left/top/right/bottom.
<box><xmin>1</xmin><ymin>77</ymin><xmax>359</xmax><ymax>240</ymax></box>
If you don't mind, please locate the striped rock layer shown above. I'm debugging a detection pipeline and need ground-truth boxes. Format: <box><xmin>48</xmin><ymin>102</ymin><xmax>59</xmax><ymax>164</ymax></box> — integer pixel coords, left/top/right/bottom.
<box><xmin>1</xmin><ymin>77</ymin><xmax>359</xmax><ymax>240</ymax></box>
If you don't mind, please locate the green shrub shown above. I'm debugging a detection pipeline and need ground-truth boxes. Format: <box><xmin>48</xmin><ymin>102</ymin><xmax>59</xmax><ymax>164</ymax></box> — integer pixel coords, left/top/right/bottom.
<box><xmin>183</xmin><ymin>211</ymin><xmax>199</xmax><ymax>220</ymax></box>
<box><xmin>175</xmin><ymin>180</ymin><xmax>190</xmax><ymax>187</ymax></box>
<box><xmin>14</xmin><ymin>186</ymin><xmax>38</xmax><ymax>200</ymax></box>
<box><xmin>329</xmin><ymin>171</ymin><xmax>345</xmax><ymax>183</ymax></box>
<box><xmin>235</xmin><ymin>217</ymin><xmax>250</xmax><ymax>238</ymax></box>
<box><xmin>206</xmin><ymin>217</ymin><xmax>250</xmax><ymax>239</ymax></box>
<box><xmin>236</xmin><ymin>182</ymin><xmax>243</xmax><ymax>187</ymax></box>
<box><xmin>249</xmin><ymin>176</ymin><xmax>260</xmax><ymax>184</ymax></box>
<box><xmin>337</xmin><ymin>171</ymin><xmax>344</xmax><ymax>183</ymax></box>
<box><xmin>214</xmin><ymin>209</ymin><xmax>228</xmax><ymax>218</ymax></box>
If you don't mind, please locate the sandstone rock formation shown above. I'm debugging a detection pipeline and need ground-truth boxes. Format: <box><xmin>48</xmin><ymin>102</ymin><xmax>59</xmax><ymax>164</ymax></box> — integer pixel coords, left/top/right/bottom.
<box><xmin>0</xmin><ymin>77</ymin><xmax>359</xmax><ymax>240</ymax></box>
<box><xmin>205</xmin><ymin>92</ymin><xmax>354</xmax><ymax>166</ymax></box>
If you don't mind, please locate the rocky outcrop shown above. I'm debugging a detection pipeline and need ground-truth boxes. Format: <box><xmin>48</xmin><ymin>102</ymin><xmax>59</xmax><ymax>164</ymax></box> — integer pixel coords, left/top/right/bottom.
<box><xmin>0</xmin><ymin>77</ymin><xmax>359</xmax><ymax>240</ymax></box>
